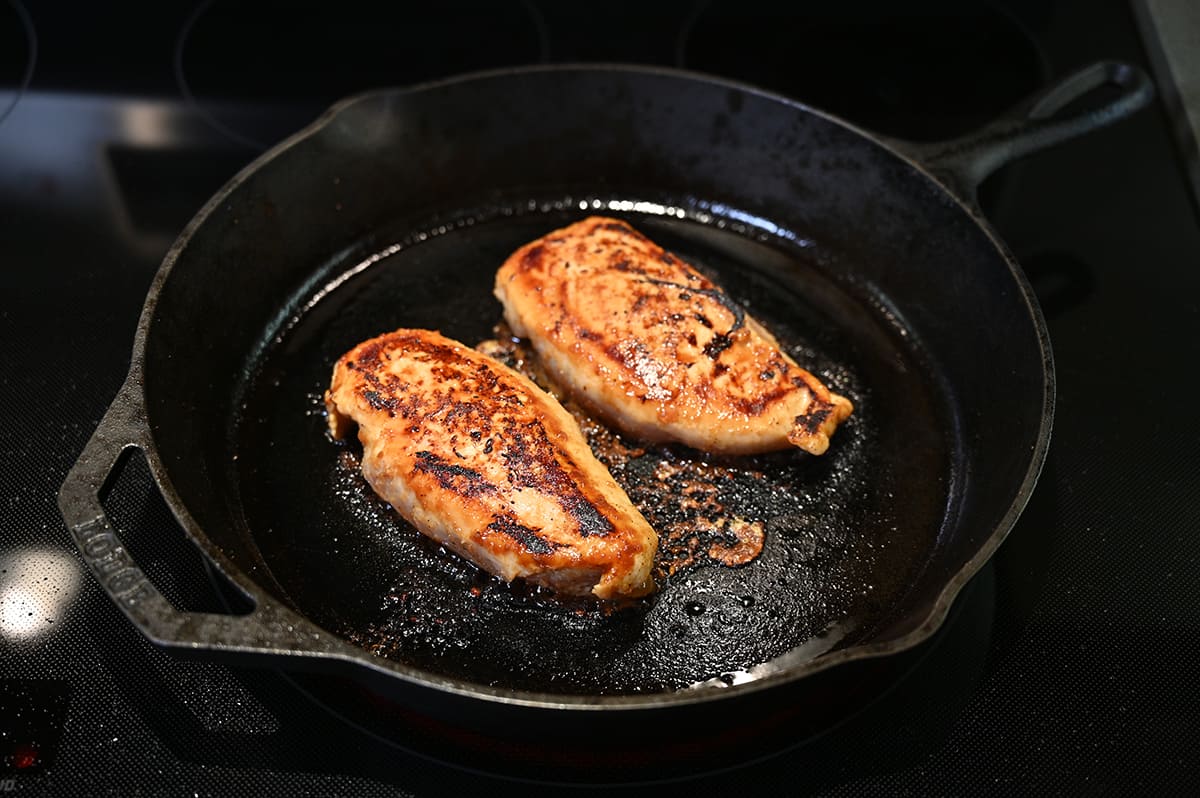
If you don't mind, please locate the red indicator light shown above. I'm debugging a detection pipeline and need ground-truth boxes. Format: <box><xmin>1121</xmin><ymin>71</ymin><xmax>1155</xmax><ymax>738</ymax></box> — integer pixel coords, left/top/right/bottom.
<box><xmin>11</xmin><ymin>743</ymin><xmax>39</xmax><ymax>770</ymax></box>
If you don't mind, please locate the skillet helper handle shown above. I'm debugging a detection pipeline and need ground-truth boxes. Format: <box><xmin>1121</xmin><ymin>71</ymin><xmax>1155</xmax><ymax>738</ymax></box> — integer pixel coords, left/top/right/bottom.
<box><xmin>58</xmin><ymin>376</ymin><xmax>301</xmax><ymax>654</ymax></box>
<box><xmin>896</xmin><ymin>61</ymin><xmax>1154</xmax><ymax>203</ymax></box>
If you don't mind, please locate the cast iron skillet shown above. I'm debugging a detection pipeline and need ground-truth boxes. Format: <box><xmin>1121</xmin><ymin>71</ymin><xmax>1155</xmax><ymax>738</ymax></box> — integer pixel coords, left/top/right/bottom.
<box><xmin>60</xmin><ymin>63</ymin><xmax>1150</xmax><ymax>771</ymax></box>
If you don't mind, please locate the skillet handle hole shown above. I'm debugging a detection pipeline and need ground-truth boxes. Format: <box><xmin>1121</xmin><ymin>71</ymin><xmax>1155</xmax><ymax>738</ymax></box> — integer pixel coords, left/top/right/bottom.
<box><xmin>99</xmin><ymin>449</ymin><xmax>254</xmax><ymax>616</ymax></box>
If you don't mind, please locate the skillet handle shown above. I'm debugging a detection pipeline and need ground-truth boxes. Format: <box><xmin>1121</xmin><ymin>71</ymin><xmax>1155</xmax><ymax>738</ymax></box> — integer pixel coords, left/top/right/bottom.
<box><xmin>891</xmin><ymin>61</ymin><xmax>1155</xmax><ymax>204</ymax></box>
<box><xmin>57</xmin><ymin>375</ymin><xmax>317</xmax><ymax>655</ymax></box>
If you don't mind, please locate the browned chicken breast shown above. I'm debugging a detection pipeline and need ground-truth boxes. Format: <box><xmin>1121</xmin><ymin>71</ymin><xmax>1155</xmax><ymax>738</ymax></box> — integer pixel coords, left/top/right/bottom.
<box><xmin>494</xmin><ymin>217</ymin><xmax>853</xmax><ymax>456</ymax></box>
<box><xmin>325</xmin><ymin>329</ymin><xmax>657</xmax><ymax>599</ymax></box>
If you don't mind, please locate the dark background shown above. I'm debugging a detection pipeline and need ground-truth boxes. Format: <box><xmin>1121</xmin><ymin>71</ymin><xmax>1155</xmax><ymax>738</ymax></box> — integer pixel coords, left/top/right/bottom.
<box><xmin>2</xmin><ymin>0</ymin><xmax>1198</xmax><ymax>794</ymax></box>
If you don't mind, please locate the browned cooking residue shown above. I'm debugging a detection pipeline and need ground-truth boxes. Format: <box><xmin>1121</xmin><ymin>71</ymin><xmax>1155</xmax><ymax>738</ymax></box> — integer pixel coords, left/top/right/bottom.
<box><xmin>479</xmin><ymin>325</ymin><xmax>767</xmax><ymax>579</ymax></box>
<box><xmin>646</xmin><ymin>459</ymin><xmax>766</xmax><ymax>576</ymax></box>
<box><xmin>709</xmin><ymin>518</ymin><xmax>766</xmax><ymax>566</ymax></box>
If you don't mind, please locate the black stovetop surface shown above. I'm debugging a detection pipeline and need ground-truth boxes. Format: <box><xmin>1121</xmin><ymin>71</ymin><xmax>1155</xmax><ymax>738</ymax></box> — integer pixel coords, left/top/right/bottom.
<box><xmin>3</xmin><ymin>0</ymin><xmax>1199</xmax><ymax>794</ymax></box>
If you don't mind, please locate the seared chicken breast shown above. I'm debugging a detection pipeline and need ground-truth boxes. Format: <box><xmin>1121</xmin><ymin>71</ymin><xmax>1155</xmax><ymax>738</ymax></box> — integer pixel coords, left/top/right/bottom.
<box><xmin>325</xmin><ymin>329</ymin><xmax>657</xmax><ymax>599</ymax></box>
<box><xmin>494</xmin><ymin>217</ymin><xmax>853</xmax><ymax>456</ymax></box>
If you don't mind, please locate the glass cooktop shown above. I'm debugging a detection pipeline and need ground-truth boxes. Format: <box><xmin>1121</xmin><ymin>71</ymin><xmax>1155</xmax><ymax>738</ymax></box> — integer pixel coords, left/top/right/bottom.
<box><xmin>2</xmin><ymin>0</ymin><xmax>1198</xmax><ymax>793</ymax></box>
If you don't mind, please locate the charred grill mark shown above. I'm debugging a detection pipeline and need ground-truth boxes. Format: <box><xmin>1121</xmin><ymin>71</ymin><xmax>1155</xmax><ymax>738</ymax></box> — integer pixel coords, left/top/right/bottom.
<box><xmin>703</xmin><ymin>333</ymin><xmax>734</xmax><ymax>360</ymax></box>
<box><xmin>563</xmin><ymin>494</ymin><xmax>616</xmax><ymax>537</ymax></box>
<box><xmin>360</xmin><ymin>337</ymin><xmax>532</xmax><ymax>424</ymax></box>
<box><xmin>360</xmin><ymin>333</ymin><xmax>462</xmax><ymax>372</ymax></box>
<box><xmin>733</xmin><ymin>386</ymin><xmax>791</xmax><ymax>416</ymax></box>
<box><xmin>503</xmin><ymin>425</ymin><xmax>615</xmax><ymax>537</ymax></box>
<box><xmin>520</xmin><ymin>243</ymin><xmax>546</xmax><ymax>272</ymax></box>
<box><xmin>361</xmin><ymin>389</ymin><xmax>398</xmax><ymax>413</ymax></box>
<box><xmin>356</xmin><ymin>340</ymin><xmax>385</xmax><ymax>363</ymax></box>
<box><xmin>486</xmin><ymin>515</ymin><xmax>559</xmax><ymax>555</ymax></box>
<box><xmin>412</xmin><ymin>451</ymin><xmax>495</xmax><ymax>496</ymax></box>
<box><xmin>613</xmin><ymin>263</ymin><xmax>651</xmax><ymax>278</ymax></box>
<box><xmin>794</xmin><ymin>405</ymin><xmax>833</xmax><ymax>435</ymax></box>
<box><xmin>355</xmin><ymin>364</ymin><xmax>422</xmax><ymax>421</ymax></box>
<box><xmin>642</xmin><ymin>278</ymin><xmax>746</xmax><ymax>338</ymax></box>
<box><xmin>355</xmin><ymin>359</ymin><xmax>412</xmax><ymax>418</ymax></box>
<box><xmin>442</xmin><ymin>401</ymin><xmax>487</xmax><ymax>428</ymax></box>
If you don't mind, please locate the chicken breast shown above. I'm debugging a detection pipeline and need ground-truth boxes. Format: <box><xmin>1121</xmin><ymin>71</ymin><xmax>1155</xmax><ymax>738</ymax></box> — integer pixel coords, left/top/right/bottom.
<box><xmin>494</xmin><ymin>217</ymin><xmax>853</xmax><ymax>456</ymax></box>
<box><xmin>324</xmin><ymin>329</ymin><xmax>657</xmax><ymax>599</ymax></box>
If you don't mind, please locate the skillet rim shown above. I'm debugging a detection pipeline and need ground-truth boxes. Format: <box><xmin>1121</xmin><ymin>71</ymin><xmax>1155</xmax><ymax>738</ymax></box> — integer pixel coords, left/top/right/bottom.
<box><xmin>126</xmin><ymin>62</ymin><xmax>1054</xmax><ymax>711</ymax></box>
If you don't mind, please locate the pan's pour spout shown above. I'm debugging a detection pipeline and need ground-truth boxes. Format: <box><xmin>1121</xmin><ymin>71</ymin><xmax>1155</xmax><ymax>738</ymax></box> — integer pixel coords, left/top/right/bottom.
<box><xmin>884</xmin><ymin>61</ymin><xmax>1155</xmax><ymax>205</ymax></box>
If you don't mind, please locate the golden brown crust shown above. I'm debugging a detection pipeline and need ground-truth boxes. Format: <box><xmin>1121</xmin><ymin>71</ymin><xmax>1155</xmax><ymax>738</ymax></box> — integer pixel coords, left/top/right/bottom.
<box><xmin>325</xmin><ymin>329</ymin><xmax>657</xmax><ymax>599</ymax></box>
<box><xmin>494</xmin><ymin>217</ymin><xmax>853</xmax><ymax>455</ymax></box>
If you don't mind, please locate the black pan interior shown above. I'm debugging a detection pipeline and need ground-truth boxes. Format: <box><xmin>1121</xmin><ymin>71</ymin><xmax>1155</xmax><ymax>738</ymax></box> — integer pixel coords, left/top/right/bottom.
<box><xmin>230</xmin><ymin>199</ymin><xmax>954</xmax><ymax>694</ymax></box>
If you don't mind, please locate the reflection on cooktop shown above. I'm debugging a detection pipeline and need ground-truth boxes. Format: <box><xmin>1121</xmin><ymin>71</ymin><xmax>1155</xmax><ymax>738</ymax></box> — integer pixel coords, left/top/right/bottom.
<box><xmin>679</xmin><ymin>0</ymin><xmax>1048</xmax><ymax>139</ymax></box>
<box><xmin>0</xmin><ymin>0</ymin><xmax>34</xmax><ymax>127</ymax></box>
